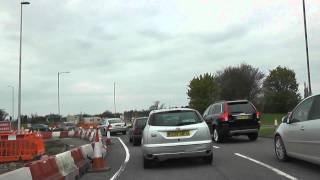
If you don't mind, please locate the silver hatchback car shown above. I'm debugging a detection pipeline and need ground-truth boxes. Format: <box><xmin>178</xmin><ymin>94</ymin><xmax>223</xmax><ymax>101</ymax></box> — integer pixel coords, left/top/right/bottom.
<box><xmin>274</xmin><ymin>94</ymin><xmax>320</xmax><ymax>165</ymax></box>
<box><xmin>142</xmin><ymin>108</ymin><xmax>213</xmax><ymax>168</ymax></box>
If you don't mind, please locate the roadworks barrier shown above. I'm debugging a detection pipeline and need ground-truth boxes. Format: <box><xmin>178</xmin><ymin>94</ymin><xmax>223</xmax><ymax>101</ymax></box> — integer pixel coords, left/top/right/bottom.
<box><xmin>25</xmin><ymin>157</ymin><xmax>64</xmax><ymax>180</ymax></box>
<box><xmin>55</xmin><ymin>151</ymin><xmax>79</xmax><ymax>180</ymax></box>
<box><xmin>0</xmin><ymin>167</ymin><xmax>33</xmax><ymax>180</ymax></box>
<box><xmin>71</xmin><ymin>148</ymin><xmax>90</xmax><ymax>176</ymax></box>
<box><xmin>0</xmin><ymin>133</ymin><xmax>45</xmax><ymax>163</ymax></box>
<box><xmin>0</xmin><ymin>127</ymin><xmax>109</xmax><ymax>180</ymax></box>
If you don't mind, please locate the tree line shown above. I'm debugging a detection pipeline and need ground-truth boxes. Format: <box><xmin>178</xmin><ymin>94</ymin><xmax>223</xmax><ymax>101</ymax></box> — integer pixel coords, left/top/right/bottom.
<box><xmin>187</xmin><ymin>64</ymin><xmax>302</xmax><ymax>114</ymax></box>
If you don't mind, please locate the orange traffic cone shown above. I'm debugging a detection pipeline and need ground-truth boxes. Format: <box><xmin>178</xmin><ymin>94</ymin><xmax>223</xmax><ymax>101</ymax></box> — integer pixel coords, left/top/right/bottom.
<box><xmin>88</xmin><ymin>128</ymin><xmax>110</xmax><ymax>172</ymax></box>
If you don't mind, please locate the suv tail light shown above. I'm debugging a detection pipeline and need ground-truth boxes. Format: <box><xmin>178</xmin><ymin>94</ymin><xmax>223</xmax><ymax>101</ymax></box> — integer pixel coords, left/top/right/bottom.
<box><xmin>220</xmin><ymin>103</ymin><xmax>229</xmax><ymax>121</ymax></box>
<box><xmin>256</xmin><ymin>112</ymin><xmax>260</xmax><ymax>119</ymax></box>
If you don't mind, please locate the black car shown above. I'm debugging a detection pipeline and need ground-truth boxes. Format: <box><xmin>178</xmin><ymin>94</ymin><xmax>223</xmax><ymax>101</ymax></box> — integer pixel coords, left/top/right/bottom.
<box><xmin>128</xmin><ymin>117</ymin><xmax>148</xmax><ymax>146</ymax></box>
<box><xmin>203</xmin><ymin>100</ymin><xmax>260</xmax><ymax>143</ymax></box>
<box><xmin>29</xmin><ymin>124</ymin><xmax>50</xmax><ymax>132</ymax></box>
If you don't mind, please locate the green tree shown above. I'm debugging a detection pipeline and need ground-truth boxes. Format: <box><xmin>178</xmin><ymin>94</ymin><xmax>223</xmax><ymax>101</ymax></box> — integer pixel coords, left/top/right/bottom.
<box><xmin>263</xmin><ymin>66</ymin><xmax>301</xmax><ymax>113</ymax></box>
<box><xmin>216</xmin><ymin>64</ymin><xmax>264</xmax><ymax>102</ymax></box>
<box><xmin>187</xmin><ymin>73</ymin><xmax>219</xmax><ymax>114</ymax></box>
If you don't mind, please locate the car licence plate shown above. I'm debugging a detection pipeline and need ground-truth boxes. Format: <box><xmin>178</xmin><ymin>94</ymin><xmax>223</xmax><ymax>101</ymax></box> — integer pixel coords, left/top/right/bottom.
<box><xmin>236</xmin><ymin>115</ymin><xmax>250</xmax><ymax>120</ymax></box>
<box><xmin>167</xmin><ymin>130</ymin><xmax>190</xmax><ymax>137</ymax></box>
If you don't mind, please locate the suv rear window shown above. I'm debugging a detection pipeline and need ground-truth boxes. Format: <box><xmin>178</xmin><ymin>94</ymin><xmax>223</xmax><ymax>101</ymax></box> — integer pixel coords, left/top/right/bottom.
<box><xmin>149</xmin><ymin>111</ymin><xmax>202</xmax><ymax>126</ymax></box>
<box><xmin>135</xmin><ymin>118</ymin><xmax>147</xmax><ymax>128</ymax></box>
<box><xmin>227</xmin><ymin>102</ymin><xmax>255</xmax><ymax>114</ymax></box>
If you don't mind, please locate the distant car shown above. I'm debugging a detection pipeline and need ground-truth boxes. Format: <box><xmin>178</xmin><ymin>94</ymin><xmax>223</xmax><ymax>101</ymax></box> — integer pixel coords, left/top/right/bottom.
<box><xmin>274</xmin><ymin>94</ymin><xmax>320</xmax><ymax>165</ymax></box>
<box><xmin>30</xmin><ymin>124</ymin><xmax>49</xmax><ymax>132</ymax></box>
<box><xmin>203</xmin><ymin>100</ymin><xmax>260</xmax><ymax>143</ymax></box>
<box><xmin>128</xmin><ymin>117</ymin><xmax>148</xmax><ymax>146</ymax></box>
<box><xmin>142</xmin><ymin>108</ymin><xmax>213</xmax><ymax>168</ymax></box>
<box><xmin>100</xmin><ymin>118</ymin><xmax>127</xmax><ymax>135</ymax></box>
<box><xmin>62</xmin><ymin>122</ymin><xmax>76</xmax><ymax>131</ymax></box>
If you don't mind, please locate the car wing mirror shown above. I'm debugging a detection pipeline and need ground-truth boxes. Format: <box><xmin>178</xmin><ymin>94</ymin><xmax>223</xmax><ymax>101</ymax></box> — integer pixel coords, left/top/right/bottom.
<box><xmin>281</xmin><ymin>116</ymin><xmax>288</xmax><ymax>124</ymax></box>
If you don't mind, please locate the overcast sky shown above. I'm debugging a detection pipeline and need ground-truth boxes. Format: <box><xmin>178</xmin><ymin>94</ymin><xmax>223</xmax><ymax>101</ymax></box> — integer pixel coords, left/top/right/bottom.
<box><xmin>0</xmin><ymin>0</ymin><xmax>319</xmax><ymax>117</ymax></box>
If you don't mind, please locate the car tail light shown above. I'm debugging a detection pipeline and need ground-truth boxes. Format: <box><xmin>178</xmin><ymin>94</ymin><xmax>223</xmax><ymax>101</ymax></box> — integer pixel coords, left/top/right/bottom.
<box><xmin>256</xmin><ymin>112</ymin><xmax>260</xmax><ymax>119</ymax></box>
<box><xmin>107</xmin><ymin>124</ymin><xmax>112</xmax><ymax>129</ymax></box>
<box><xmin>220</xmin><ymin>103</ymin><xmax>229</xmax><ymax>121</ymax></box>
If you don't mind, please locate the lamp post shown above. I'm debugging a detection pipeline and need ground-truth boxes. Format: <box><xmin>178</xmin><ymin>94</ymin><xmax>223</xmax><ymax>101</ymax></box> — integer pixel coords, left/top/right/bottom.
<box><xmin>8</xmin><ymin>86</ymin><xmax>14</xmax><ymax>121</ymax></box>
<box><xmin>58</xmin><ymin>71</ymin><xmax>70</xmax><ymax>121</ymax></box>
<box><xmin>18</xmin><ymin>1</ymin><xmax>30</xmax><ymax>132</ymax></box>
<box><xmin>302</xmin><ymin>0</ymin><xmax>312</xmax><ymax>95</ymax></box>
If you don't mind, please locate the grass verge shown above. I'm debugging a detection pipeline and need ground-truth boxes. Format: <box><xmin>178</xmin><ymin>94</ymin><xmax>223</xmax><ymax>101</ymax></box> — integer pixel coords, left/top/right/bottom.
<box><xmin>259</xmin><ymin>126</ymin><xmax>277</xmax><ymax>138</ymax></box>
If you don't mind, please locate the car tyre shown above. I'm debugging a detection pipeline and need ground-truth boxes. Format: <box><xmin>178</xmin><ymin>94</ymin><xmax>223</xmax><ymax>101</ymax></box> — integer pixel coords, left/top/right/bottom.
<box><xmin>275</xmin><ymin>135</ymin><xmax>289</xmax><ymax>161</ymax></box>
<box><xmin>143</xmin><ymin>157</ymin><xmax>152</xmax><ymax>169</ymax></box>
<box><xmin>213</xmin><ymin>128</ymin><xmax>224</xmax><ymax>143</ymax></box>
<box><xmin>248</xmin><ymin>133</ymin><xmax>258</xmax><ymax>141</ymax></box>
<box><xmin>203</xmin><ymin>154</ymin><xmax>213</xmax><ymax>164</ymax></box>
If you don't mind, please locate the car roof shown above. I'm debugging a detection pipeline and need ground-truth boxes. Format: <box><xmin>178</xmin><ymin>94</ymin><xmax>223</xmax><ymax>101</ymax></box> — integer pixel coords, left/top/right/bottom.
<box><xmin>215</xmin><ymin>100</ymin><xmax>249</xmax><ymax>104</ymax></box>
<box><xmin>150</xmin><ymin>108</ymin><xmax>197</xmax><ymax>115</ymax></box>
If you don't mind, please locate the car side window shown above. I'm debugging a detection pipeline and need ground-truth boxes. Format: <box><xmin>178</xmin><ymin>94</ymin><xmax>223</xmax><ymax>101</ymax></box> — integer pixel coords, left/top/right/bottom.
<box><xmin>214</xmin><ymin>104</ymin><xmax>222</xmax><ymax>114</ymax></box>
<box><xmin>209</xmin><ymin>105</ymin><xmax>216</xmax><ymax>115</ymax></box>
<box><xmin>203</xmin><ymin>105</ymin><xmax>211</xmax><ymax>117</ymax></box>
<box><xmin>308</xmin><ymin>95</ymin><xmax>320</xmax><ymax>120</ymax></box>
<box><xmin>291</xmin><ymin>97</ymin><xmax>314</xmax><ymax>123</ymax></box>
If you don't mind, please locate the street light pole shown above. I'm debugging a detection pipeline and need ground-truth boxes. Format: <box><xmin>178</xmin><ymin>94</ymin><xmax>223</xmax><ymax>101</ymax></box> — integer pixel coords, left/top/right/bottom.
<box><xmin>302</xmin><ymin>0</ymin><xmax>312</xmax><ymax>95</ymax></box>
<box><xmin>58</xmin><ymin>71</ymin><xmax>70</xmax><ymax>121</ymax></box>
<box><xmin>114</xmin><ymin>82</ymin><xmax>116</xmax><ymax>115</ymax></box>
<box><xmin>8</xmin><ymin>86</ymin><xmax>14</xmax><ymax>121</ymax></box>
<box><xmin>18</xmin><ymin>1</ymin><xmax>30</xmax><ymax>132</ymax></box>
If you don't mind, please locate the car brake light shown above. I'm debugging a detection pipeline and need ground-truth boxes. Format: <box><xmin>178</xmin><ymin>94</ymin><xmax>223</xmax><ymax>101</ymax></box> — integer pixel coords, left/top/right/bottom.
<box><xmin>220</xmin><ymin>103</ymin><xmax>229</xmax><ymax>121</ymax></box>
<box><xmin>256</xmin><ymin>112</ymin><xmax>260</xmax><ymax>119</ymax></box>
<box><xmin>220</xmin><ymin>111</ymin><xmax>229</xmax><ymax>121</ymax></box>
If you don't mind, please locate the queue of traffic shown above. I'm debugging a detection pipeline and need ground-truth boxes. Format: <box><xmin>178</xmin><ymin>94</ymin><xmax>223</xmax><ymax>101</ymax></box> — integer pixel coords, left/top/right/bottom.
<box><xmin>104</xmin><ymin>94</ymin><xmax>320</xmax><ymax>169</ymax></box>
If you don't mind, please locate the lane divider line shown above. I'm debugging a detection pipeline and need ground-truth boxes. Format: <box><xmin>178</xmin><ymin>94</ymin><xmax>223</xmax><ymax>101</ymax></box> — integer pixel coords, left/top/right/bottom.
<box><xmin>212</xmin><ymin>146</ymin><xmax>220</xmax><ymax>149</ymax></box>
<box><xmin>234</xmin><ymin>153</ymin><xmax>298</xmax><ymax>180</ymax></box>
<box><xmin>110</xmin><ymin>137</ymin><xmax>130</xmax><ymax>180</ymax></box>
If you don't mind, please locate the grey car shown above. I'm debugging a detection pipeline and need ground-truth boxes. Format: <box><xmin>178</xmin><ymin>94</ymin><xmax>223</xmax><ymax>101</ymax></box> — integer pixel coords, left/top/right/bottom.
<box><xmin>142</xmin><ymin>108</ymin><xmax>213</xmax><ymax>168</ymax></box>
<box><xmin>274</xmin><ymin>94</ymin><xmax>320</xmax><ymax>165</ymax></box>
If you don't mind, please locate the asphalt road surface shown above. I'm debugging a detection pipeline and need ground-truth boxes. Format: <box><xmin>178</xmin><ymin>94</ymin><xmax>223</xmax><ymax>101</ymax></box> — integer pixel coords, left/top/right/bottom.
<box><xmin>89</xmin><ymin>134</ymin><xmax>320</xmax><ymax>180</ymax></box>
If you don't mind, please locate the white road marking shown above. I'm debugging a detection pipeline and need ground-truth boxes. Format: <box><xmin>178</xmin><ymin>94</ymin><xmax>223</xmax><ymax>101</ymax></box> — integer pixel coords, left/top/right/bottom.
<box><xmin>234</xmin><ymin>153</ymin><xmax>298</xmax><ymax>180</ymax></box>
<box><xmin>212</xmin><ymin>145</ymin><xmax>220</xmax><ymax>149</ymax></box>
<box><xmin>110</xmin><ymin>137</ymin><xmax>130</xmax><ymax>180</ymax></box>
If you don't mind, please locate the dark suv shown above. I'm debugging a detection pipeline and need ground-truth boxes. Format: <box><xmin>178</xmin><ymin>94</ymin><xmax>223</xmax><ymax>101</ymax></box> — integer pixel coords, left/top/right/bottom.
<box><xmin>203</xmin><ymin>100</ymin><xmax>260</xmax><ymax>143</ymax></box>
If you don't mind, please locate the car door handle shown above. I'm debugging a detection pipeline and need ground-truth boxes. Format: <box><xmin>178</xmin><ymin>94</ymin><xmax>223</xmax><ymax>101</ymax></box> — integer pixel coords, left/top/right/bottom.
<box><xmin>300</xmin><ymin>126</ymin><xmax>305</xmax><ymax>131</ymax></box>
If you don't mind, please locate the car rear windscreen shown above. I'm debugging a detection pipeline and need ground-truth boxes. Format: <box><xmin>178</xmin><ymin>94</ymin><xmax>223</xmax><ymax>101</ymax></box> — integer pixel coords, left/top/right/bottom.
<box><xmin>109</xmin><ymin>119</ymin><xmax>123</xmax><ymax>124</ymax></box>
<box><xmin>135</xmin><ymin>118</ymin><xmax>147</xmax><ymax>128</ymax></box>
<box><xmin>149</xmin><ymin>111</ymin><xmax>202</xmax><ymax>126</ymax></box>
<box><xmin>228</xmin><ymin>102</ymin><xmax>255</xmax><ymax>114</ymax></box>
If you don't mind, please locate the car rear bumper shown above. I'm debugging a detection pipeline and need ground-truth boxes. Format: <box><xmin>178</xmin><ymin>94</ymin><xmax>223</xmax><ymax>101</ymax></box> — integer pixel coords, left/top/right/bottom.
<box><xmin>220</xmin><ymin>124</ymin><xmax>260</xmax><ymax>136</ymax></box>
<box><xmin>142</xmin><ymin>140</ymin><xmax>212</xmax><ymax>161</ymax></box>
<box><xmin>109</xmin><ymin>127</ymin><xmax>127</xmax><ymax>133</ymax></box>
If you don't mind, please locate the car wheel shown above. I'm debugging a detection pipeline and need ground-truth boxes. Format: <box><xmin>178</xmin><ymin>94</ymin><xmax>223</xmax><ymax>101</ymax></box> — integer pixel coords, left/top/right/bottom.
<box><xmin>133</xmin><ymin>138</ymin><xmax>140</xmax><ymax>146</ymax></box>
<box><xmin>213</xmin><ymin>128</ymin><xmax>223</xmax><ymax>143</ymax></box>
<box><xmin>275</xmin><ymin>135</ymin><xmax>289</xmax><ymax>161</ymax></box>
<box><xmin>143</xmin><ymin>157</ymin><xmax>152</xmax><ymax>169</ymax></box>
<box><xmin>203</xmin><ymin>154</ymin><xmax>213</xmax><ymax>164</ymax></box>
<box><xmin>122</xmin><ymin>131</ymin><xmax>126</xmax><ymax>135</ymax></box>
<box><xmin>248</xmin><ymin>133</ymin><xmax>258</xmax><ymax>141</ymax></box>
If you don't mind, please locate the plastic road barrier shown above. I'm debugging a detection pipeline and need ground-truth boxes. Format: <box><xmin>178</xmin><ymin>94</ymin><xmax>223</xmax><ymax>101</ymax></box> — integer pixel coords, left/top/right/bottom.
<box><xmin>0</xmin><ymin>167</ymin><xmax>32</xmax><ymax>180</ymax></box>
<box><xmin>55</xmin><ymin>151</ymin><xmax>79</xmax><ymax>180</ymax></box>
<box><xmin>26</xmin><ymin>157</ymin><xmax>64</xmax><ymax>180</ymax></box>
<box><xmin>0</xmin><ymin>133</ymin><xmax>45</xmax><ymax>163</ymax></box>
<box><xmin>71</xmin><ymin>148</ymin><xmax>90</xmax><ymax>176</ymax></box>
